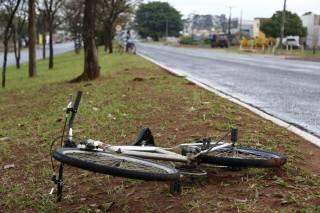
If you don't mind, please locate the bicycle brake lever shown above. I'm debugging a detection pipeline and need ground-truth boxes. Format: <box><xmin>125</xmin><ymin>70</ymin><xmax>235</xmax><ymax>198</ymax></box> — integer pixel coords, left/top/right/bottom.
<box><xmin>64</xmin><ymin>95</ymin><xmax>73</xmax><ymax>114</ymax></box>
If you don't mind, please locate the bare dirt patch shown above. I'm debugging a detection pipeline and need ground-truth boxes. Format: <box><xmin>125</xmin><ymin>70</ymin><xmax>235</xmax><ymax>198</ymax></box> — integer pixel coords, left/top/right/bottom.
<box><xmin>0</xmin><ymin>53</ymin><xmax>319</xmax><ymax>212</ymax></box>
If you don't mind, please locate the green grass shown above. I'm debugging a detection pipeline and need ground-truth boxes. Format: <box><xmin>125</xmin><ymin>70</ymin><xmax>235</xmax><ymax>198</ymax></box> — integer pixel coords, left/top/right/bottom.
<box><xmin>0</xmin><ymin>47</ymin><xmax>320</xmax><ymax>212</ymax></box>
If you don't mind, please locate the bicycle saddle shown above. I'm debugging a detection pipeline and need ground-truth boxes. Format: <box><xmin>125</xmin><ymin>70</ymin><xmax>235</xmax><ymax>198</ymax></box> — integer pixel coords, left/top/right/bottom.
<box><xmin>133</xmin><ymin>128</ymin><xmax>155</xmax><ymax>146</ymax></box>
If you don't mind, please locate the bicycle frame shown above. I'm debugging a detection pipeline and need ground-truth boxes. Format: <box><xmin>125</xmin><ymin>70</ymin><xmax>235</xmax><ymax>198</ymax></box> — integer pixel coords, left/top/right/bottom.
<box><xmin>101</xmin><ymin>142</ymin><xmax>232</xmax><ymax>163</ymax></box>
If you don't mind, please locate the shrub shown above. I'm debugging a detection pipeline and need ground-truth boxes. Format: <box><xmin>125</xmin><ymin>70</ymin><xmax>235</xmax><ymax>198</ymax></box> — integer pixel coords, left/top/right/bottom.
<box><xmin>179</xmin><ymin>36</ymin><xmax>198</xmax><ymax>45</ymax></box>
<box><xmin>202</xmin><ymin>38</ymin><xmax>212</xmax><ymax>45</ymax></box>
<box><xmin>240</xmin><ymin>38</ymin><xmax>249</xmax><ymax>47</ymax></box>
<box><xmin>255</xmin><ymin>36</ymin><xmax>268</xmax><ymax>48</ymax></box>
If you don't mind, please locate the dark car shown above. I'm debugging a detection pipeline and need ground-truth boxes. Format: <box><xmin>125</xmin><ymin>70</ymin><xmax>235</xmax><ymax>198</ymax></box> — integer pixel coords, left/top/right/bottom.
<box><xmin>211</xmin><ymin>34</ymin><xmax>229</xmax><ymax>48</ymax></box>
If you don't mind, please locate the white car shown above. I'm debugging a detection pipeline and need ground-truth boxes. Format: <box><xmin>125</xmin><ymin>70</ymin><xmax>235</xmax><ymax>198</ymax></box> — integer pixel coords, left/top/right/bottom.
<box><xmin>282</xmin><ymin>36</ymin><xmax>300</xmax><ymax>48</ymax></box>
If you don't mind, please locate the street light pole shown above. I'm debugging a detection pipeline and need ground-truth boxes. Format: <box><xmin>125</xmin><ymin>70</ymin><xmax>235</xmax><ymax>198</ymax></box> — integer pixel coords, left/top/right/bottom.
<box><xmin>239</xmin><ymin>9</ymin><xmax>243</xmax><ymax>40</ymax></box>
<box><xmin>280</xmin><ymin>0</ymin><xmax>287</xmax><ymax>49</ymax></box>
<box><xmin>228</xmin><ymin>6</ymin><xmax>233</xmax><ymax>36</ymax></box>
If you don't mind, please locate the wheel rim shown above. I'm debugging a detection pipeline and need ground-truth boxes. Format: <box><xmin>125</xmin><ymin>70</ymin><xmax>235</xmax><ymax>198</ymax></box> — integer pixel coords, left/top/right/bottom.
<box><xmin>206</xmin><ymin>147</ymin><xmax>280</xmax><ymax>160</ymax></box>
<box><xmin>62</xmin><ymin>149</ymin><xmax>177</xmax><ymax>175</ymax></box>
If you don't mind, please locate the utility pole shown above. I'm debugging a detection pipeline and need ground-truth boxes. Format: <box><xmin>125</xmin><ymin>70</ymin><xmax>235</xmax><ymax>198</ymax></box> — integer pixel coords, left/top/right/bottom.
<box><xmin>239</xmin><ymin>9</ymin><xmax>243</xmax><ymax>40</ymax></box>
<box><xmin>280</xmin><ymin>0</ymin><xmax>287</xmax><ymax>49</ymax></box>
<box><xmin>228</xmin><ymin>6</ymin><xmax>233</xmax><ymax>36</ymax></box>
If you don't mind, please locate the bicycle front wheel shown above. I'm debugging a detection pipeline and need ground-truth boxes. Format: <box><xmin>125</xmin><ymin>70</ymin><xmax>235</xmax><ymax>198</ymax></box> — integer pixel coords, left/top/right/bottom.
<box><xmin>53</xmin><ymin>148</ymin><xmax>180</xmax><ymax>181</ymax></box>
<box><xmin>198</xmin><ymin>147</ymin><xmax>287</xmax><ymax>168</ymax></box>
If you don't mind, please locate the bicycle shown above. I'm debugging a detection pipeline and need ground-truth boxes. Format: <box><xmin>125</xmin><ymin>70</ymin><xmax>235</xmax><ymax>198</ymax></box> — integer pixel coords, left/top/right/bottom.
<box><xmin>50</xmin><ymin>91</ymin><xmax>287</xmax><ymax>201</ymax></box>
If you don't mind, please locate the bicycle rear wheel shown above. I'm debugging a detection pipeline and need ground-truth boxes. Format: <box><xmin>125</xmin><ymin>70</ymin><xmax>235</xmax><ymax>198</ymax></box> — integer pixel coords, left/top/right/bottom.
<box><xmin>53</xmin><ymin>148</ymin><xmax>180</xmax><ymax>181</ymax></box>
<box><xmin>198</xmin><ymin>147</ymin><xmax>287</xmax><ymax>168</ymax></box>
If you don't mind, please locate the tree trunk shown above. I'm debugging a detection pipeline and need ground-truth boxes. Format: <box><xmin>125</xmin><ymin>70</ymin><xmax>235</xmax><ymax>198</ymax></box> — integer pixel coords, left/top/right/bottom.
<box><xmin>49</xmin><ymin>25</ymin><xmax>54</xmax><ymax>69</ymax></box>
<box><xmin>104</xmin><ymin>31</ymin><xmax>108</xmax><ymax>52</ymax></box>
<box><xmin>42</xmin><ymin>32</ymin><xmax>46</xmax><ymax>59</ymax></box>
<box><xmin>106</xmin><ymin>28</ymin><xmax>113</xmax><ymax>54</ymax></box>
<box><xmin>71</xmin><ymin>0</ymin><xmax>100</xmax><ymax>82</ymax></box>
<box><xmin>28</xmin><ymin>0</ymin><xmax>37</xmax><ymax>77</ymax></box>
<box><xmin>2</xmin><ymin>0</ymin><xmax>21</xmax><ymax>88</ymax></box>
<box><xmin>2</xmin><ymin>35</ymin><xmax>9</xmax><ymax>88</ymax></box>
<box><xmin>104</xmin><ymin>26</ymin><xmax>114</xmax><ymax>54</ymax></box>
<box><xmin>17</xmin><ymin>38</ymin><xmax>21</xmax><ymax>69</ymax></box>
<box><xmin>12</xmin><ymin>26</ymin><xmax>20</xmax><ymax>69</ymax></box>
<box><xmin>108</xmin><ymin>38</ymin><xmax>113</xmax><ymax>54</ymax></box>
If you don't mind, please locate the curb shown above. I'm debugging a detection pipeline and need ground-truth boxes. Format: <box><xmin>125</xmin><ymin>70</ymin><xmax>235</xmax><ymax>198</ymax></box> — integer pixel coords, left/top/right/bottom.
<box><xmin>138</xmin><ymin>52</ymin><xmax>320</xmax><ymax>148</ymax></box>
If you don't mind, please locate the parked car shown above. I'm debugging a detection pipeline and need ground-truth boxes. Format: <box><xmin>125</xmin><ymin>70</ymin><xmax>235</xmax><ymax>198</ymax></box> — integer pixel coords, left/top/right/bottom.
<box><xmin>282</xmin><ymin>36</ymin><xmax>300</xmax><ymax>49</ymax></box>
<box><xmin>211</xmin><ymin>34</ymin><xmax>229</xmax><ymax>48</ymax></box>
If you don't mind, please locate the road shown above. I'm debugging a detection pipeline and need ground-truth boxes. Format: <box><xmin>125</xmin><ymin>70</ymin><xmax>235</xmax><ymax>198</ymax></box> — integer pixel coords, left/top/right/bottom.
<box><xmin>0</xmin><ymin>42</ymin><xmax>74</xmax><ymax>66</ymax></box>
<box><xmin>138</xmin><ymin>43</ymin><xmax>320</xmax><ymax>137</ymax></box>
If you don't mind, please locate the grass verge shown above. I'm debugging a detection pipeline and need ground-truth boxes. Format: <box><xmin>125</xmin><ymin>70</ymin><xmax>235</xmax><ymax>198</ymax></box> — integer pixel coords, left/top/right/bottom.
<box><xmin>0</xmin><ymin>48</ymin><xmax>320</xmax><ymax>212</ymax></box>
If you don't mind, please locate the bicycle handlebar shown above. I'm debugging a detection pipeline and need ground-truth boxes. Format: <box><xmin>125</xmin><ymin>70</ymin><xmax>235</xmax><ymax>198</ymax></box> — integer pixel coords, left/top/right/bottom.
<box><xmin>68</xmin><ymin>91</ymin><xmax>82</xmax><ymax>129</ymax></box>
<box><xmin>73</xmin><ymin>91</ymin><xmax>83</xmax><ymax>112</ymax></box>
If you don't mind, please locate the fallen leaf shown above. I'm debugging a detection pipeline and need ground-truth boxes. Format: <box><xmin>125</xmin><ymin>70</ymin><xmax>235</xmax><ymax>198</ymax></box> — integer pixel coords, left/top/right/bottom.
<box><xmin>4</xmin><ymin>164</ymin><xmax>15</xmax><ymax>169</ymax></box>
<box><xmin>99</xmin><ymin>202</ymin><xmax>115</xmax><ymax>211</ymax></box>
<box><xmin>93</xmin><ymin>107</ymin><xmax>99</xmax><ymax>111</ymax></box>
<box><xmin>189</xmin><ymin>106</ymin><xmax>196</xmax><ymax>112</ymax></box>
<box><xmin>0</xmin><ymin>137</ymin><xmax>10</xmax><ymax>142</ymax></box>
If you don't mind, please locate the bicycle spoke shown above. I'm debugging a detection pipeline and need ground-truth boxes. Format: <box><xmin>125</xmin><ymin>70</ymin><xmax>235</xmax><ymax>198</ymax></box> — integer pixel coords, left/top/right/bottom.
<box><xmin>67</xmin><ymin>152</ymin><xmax>170</xmax><ymax>174</ymax></box>
<box><xmin>209</xmin><ymin>149</ymin><xmax>267</xmax><ymax>160</ymax></box>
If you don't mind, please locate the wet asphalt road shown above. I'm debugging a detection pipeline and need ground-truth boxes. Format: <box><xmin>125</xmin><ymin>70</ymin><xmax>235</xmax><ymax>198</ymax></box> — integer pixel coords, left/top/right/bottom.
<box><xmin>0</xmin><ymin>42</ymin><xmax>74</xmax><ymax>66</ymax></box>
<box><xmin>137</xmin><ymin>42</ymin><xmax>320</xmax><ymax>137</ymax></box>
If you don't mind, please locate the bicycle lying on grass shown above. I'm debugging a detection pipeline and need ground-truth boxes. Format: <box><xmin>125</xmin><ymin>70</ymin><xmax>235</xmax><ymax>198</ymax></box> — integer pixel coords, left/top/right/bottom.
<box><xmin>50</xmin><ymin>91</ymin><xmax>287</xmax><ymax>201</ymax></box>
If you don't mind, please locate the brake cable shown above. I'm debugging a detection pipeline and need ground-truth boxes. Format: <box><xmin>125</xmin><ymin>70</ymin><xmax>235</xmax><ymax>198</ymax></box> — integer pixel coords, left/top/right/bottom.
<box><xmin>50</xmin><ymin>117</ymin><xmax>68</xmax><ymax>172</ymax></box>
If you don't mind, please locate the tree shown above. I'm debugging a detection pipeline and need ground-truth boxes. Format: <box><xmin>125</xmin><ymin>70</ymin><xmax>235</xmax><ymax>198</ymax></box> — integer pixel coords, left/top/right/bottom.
<box><xmin>1</xmin><ymin>0</ymin><xmax>22</xmax><ymax>88</ymax></box>
<box><xmin>135</xmin><ymin>2</ymin><xmax>182</xmax><ymax>41</ymax></box>
<box><xmin>71</xmin><ymin>0</ymin><xmax>100</xmax><ymax>82</ymax></box>
<box><xmin>38</xmin><ymin>0</ymin><xmax>64</xmax><ymax>69</ymax></box>
<box><xmin>261</xmin><ymin>11</ymin><xmax>307</xmax><ymax>38</ymax></box>
<box><xmin>97</xmin><ymin>0</ymin><xmax>137</xmax><ymax>53</ymax></box>
<box><xmin>28</xmin><ymin>0</ymin><xmax>37</xmax><ymax>77</ymax></box>
<box><xmin>36</xmin><ymin>9</ymin><xmax>47</xmax><ymax>59</ymax></box>
<box><xmin>63</xmin><ymin>0</ymin><xmax>84</xmax><ymax>54</ymax></box>
<box><xmin>12</xmin><ymin>0</ymin><xmax>27</xmax><ymax>69</ymax></box>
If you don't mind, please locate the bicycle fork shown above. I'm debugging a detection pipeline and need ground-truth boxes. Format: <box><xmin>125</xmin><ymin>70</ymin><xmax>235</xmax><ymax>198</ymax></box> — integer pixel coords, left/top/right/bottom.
<box><xmin>50</xmin><ymin>163</ymin><xmax>64</xmax><ymax>202</ymax></box>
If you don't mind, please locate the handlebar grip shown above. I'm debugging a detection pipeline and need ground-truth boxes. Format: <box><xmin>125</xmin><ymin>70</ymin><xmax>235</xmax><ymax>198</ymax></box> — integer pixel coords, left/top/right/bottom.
<box><xmin>72</xmin><ymin>91</ymin><xmax>83</xmax><ymax>112</ymax></box>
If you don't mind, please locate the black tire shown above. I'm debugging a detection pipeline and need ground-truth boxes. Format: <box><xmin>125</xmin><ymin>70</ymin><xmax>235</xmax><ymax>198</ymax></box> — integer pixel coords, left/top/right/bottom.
<box><xmin>53</xmin><ymin>148</ymin><xmax>180</xmax><ymax>181</ymax></box>
<box><xmin>198</xmin><ymin>147</ymin><xmax>287</xmax><ymax>168</ymax></box>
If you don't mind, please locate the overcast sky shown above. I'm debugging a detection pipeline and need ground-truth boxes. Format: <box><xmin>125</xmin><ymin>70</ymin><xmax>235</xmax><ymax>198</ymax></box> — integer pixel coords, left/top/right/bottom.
<box><xmin>147</xmin><ymin>0</ymin><xmax>320</xmax><ymax>20</ymax></box>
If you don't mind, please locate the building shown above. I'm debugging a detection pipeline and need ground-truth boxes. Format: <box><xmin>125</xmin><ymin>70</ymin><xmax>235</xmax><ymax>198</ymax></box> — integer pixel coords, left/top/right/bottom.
<box><xmin>183</xmin><ymin>14</ymin><xmax>238</xmax><ymax>39</ymax></box>
<box><xmin>253</xmin><ymin>18</ymin><xmax>269</xmax><ymax>38</ymax></box>
<box><xmin>301</xmin><ymin>12</ymin><xmax>320</xmax><ymax>48</ymax></box>
<box><xmin>239</xmin><ymin>20</ymin><xmax>254</xmax><ymax>38</ymax></box>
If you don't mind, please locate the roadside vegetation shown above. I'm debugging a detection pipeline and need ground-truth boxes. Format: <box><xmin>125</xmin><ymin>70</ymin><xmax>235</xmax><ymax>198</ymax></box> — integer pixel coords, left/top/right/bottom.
<box><xmin>226</xmin><ymin>46</ymin><xmax>320</xmax><ymax>58</ymax></box>
<box><xmin>0</xmin><ymin>49</ymin><xmax>320</xmax><ymax>212</ymax></box>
